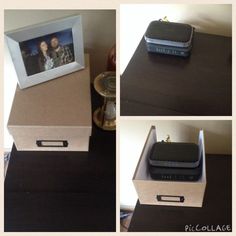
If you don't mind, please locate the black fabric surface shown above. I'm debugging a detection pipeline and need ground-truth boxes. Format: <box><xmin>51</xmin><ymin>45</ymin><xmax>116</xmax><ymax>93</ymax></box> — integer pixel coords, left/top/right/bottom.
<box><xmin>4</xmin><ymin>87</ymin><xmax>116</xmax><ymax>232</ymax></box>
<box><xmin>145</xmin><ymin>21</ymin><xmax>193</xmax><ymax>43</ymax></box>
<box><xmin>128</xmin><ymin>155</ymin><xmax>232</xmax><ymax>232</ymax></box>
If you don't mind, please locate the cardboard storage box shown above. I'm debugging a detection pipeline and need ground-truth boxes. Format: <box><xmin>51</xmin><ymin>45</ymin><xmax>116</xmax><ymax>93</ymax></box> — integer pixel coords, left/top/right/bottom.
<box><xmin>8</xmin><ymin>54</ymin><xmax>92</xmax><ymax>151</ymax></box>
<box><xmin>133</xmin><ymin>126</ymin><xmax>207</xmax><ymax>207</ymax></box>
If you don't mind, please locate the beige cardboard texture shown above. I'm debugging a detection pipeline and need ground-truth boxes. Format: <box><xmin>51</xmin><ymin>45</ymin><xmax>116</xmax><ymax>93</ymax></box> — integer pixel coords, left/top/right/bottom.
<box><xmin>133</xmin><ymin>126</ymin><xmax>207</xmax><ymax>207</ymax></box>
<box><xmin>8</xmin><ymin>54</ymin><xmax>92</xmax><ymax>151</ymax></box>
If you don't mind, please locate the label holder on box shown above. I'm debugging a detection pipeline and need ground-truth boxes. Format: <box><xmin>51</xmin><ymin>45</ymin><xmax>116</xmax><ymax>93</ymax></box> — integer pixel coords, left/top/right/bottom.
<box><xmin>36</xmin><ymin>140</ymin><xmax>68</xmax><ymax>148</ymax></box>
<box><xmin>157</xmin><ymin>195</ymin><xmax>185</xmax><ymax>203</ymax></box>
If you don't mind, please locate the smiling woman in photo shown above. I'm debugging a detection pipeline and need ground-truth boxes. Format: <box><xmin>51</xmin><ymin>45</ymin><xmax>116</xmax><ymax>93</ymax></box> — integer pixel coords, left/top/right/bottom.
<box><xmin>38</xmin><ymin>40</ymin><xmax>54</xmax><ymax>72</ymax></box>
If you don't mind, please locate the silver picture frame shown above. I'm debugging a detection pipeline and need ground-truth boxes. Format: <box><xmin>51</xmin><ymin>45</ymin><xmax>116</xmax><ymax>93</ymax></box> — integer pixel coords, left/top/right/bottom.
<box><xmin>5</xmin><ymin>15</ymin><xmax>84</xmax><ymax>89</ymax></box>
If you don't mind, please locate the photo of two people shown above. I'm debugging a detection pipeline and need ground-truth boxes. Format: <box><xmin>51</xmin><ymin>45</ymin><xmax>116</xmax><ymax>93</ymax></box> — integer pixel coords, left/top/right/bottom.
<box><xmin>19</xmin><ymin>28</ymin><xmax>75</xmax><ymax>76</ymax></box>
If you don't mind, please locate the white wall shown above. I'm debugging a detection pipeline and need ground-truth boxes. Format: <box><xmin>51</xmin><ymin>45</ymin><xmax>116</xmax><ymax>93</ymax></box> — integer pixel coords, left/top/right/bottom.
<box><xmin>120</xmin><ymin>120</ymin><xmax>232</xmax><ymax>209</ymax></box>
<box><xmin>120</xmin><ymin>4</ymin><xmax>232</xmax><ymax>73</ymax></box>
<box><xmin>4</xmin><ymin>10</ymin><xmax>115</xmax><ymax>150</ymax></box>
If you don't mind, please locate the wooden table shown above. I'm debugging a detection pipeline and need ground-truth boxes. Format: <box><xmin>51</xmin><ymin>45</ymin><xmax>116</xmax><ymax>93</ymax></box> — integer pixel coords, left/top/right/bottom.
<box><xmin>121</xmin><ymin>32</ymin><xmax>232</xmax><ymax>116</ymax></box>
<box><xmin>4</xmin><ymin>87</ymin><xmax>116</xmax><ymax>232</ymax></box>
<box><xmin>128</xmin><ymin>155</ymin><xmax>232</xmax><ymax>232</ymax></box>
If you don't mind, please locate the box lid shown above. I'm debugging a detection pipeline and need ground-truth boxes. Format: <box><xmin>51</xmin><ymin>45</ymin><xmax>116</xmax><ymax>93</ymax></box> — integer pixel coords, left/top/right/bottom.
<box><xmin>8</xmin><ymin>54</ymin><xmax>91</xmax><ymax>128</ymax></box>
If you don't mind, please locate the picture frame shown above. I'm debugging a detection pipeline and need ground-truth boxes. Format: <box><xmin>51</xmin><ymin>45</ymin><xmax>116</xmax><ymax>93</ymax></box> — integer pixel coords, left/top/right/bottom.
<box><xmin>5</xmin><ymin>15</ymin><xmax>84</xmax><ymax>89</ymax></box>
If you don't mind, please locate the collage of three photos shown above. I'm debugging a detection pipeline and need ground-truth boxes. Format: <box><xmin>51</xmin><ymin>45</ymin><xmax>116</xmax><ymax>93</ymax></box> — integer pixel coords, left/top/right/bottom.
<box><xmin>3</xmin><ymin>3</ymin><xmax>232</xmax><ymax>233</ymax></box>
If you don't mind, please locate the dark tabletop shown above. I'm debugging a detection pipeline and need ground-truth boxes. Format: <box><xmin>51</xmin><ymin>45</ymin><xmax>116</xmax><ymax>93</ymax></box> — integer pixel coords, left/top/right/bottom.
<box><xmin>4</xmin><ymin>87</ymin><xmax>116</xmax><ymax>232</ymax></box>
<box><xmin>128</xmin><ymin>154</ymin><xmax>232</xmax><ymax>232</ymax></box>
<box><xmin>121</xmin><ymin>32</ymin><xmax>232</xmax><ymax>116</ymax></box>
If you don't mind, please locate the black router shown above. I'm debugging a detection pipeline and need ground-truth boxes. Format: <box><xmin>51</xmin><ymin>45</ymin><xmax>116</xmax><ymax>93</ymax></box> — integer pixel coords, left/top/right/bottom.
<box><xmin>144</xmin><ymin>21</ymin><xmax>194</xmax><ymax>57</ymax></box>
<box><xmin>148</xmin><ymin>142</ymin><xmax>202</xmax><ymax>181</ymax></box>
<box><xmin>149</xmin><ymin>159</ymin><xmax>202</xmax><ymax>181</ymax></box>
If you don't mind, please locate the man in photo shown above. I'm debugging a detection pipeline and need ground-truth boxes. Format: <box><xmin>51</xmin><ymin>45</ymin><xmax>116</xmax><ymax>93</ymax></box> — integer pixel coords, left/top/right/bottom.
<box><xmin>50</xmin><ymin>35</ymin><xmax>74</xmax><ymax>67</ymax></box>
